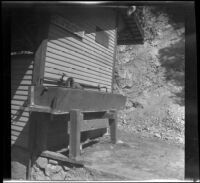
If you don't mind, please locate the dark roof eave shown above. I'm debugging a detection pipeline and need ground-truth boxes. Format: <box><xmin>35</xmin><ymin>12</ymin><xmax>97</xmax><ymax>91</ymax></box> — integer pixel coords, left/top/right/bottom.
<box><xmin>117</xmin><ymin>10</ymin><xmax>144</xmax><ymax>45</ymax></box>
<box><xmin>117</xmin><ymin>39</ymin><xmax>144</xmax><ymax>45</ymax></box>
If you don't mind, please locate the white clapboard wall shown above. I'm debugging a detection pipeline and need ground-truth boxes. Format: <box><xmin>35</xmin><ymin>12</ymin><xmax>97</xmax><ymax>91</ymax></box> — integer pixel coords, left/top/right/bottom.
<box><xmin>43</xmin><ymin>8</ymin><xmax>116</xmax><ymax>92</ymax></box>
<box><xmin>11</xmin><ymin>55</ymin><xmax>34</xmax><ymax>148</ymax></box>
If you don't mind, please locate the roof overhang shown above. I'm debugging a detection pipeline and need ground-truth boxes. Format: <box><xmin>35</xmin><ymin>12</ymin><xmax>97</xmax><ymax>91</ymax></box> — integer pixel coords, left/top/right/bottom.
<box><xmin>6</xmin><ymin>2</ymin><xmax>145</xmax><ymax>47</ymax></box>
<box><xmin>117</xmin><ymin>9</ymin><xmax>144</xmax><ymax>45</ymax></box>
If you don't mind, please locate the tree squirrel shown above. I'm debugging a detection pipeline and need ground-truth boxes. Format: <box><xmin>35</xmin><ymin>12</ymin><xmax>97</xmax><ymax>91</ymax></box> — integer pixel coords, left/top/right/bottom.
<box><xmin>65</xmin><ymin>77</ymin><xmax>83</xmax><ymax>89</ymax></box>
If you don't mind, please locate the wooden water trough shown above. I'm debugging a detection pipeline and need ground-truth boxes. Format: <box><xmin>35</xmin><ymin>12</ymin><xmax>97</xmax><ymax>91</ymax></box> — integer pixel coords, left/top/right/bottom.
<box><xmin>27</xmin><ymin>85</ymin><xmax>126</xmax><ymax>178</ymax></box>
<box><xmin>29</xmin><ymin>85</ymin><xmax>126</xmax><ymax>155</ymax></box>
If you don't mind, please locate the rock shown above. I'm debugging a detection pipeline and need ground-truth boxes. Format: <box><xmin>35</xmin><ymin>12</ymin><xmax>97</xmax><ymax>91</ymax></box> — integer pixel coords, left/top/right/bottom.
<box><xmin>49</xmin><ymin>159</ymin><xmax>58</xmax><ymax>165</ymax></box>
<box><xmin>142</xmin><ymin>127</ymin><xmax>149</xmax><ymax>131</ymax></box>
<box><xmin>154</xmin><ymin>133</ymin><xmax>161</xmax><ymax>138</ymax></box>
<box><xmin>63</xmin><ymin>166</ymin><xmax>70</xmax><ymax>171</ymax></box>
<box><xmin>33</xmin><ymin>165</ymin><xmax>40</xmax><ymax>172</ymax></box>
<box><xmin>33</xmin><ymin>170</ymin><xmax>46</xmax><ymax>180</ymax></box>
<box><xmin>117</xmin><ymin>140</ymin><xmax>124</xmax><ymax>144</ymax></box>
<box><xmin>51</xmin><ymin>171</ymin><xmax>65</xmax><ymax>180</ymax></box>
<box><xmin>132</xmin><ymin>101</ymin><xmax>144</xmax><ymax>109</ymax></box>
<box><xmin>125</xmin><ymin>100</ymin><xmax>133</xmax><ymax>109</ymax></box>
<box><xmin>45</xmin><ymin>164</ymin><xmax>62</xmax><ymax>176</ymax></box>
<box><xmin>36</xmin><ymin>157</ymin><xmax>48</xmax><ymax>169</ymax></box>
<box><xmin>11</xmin><ymin>161</ymin><xmax>26</xmax><ymax>180</ymax></box>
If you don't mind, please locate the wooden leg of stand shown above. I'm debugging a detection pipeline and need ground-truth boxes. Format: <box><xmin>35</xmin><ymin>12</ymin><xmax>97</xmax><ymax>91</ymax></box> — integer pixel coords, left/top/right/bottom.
<box><xmin>69</xmin><ymin>109</ymin><xmax>82</xmax><ymax>160</ymax></box>
<box><xmin>27</xmin><ymin>112</ymin><xmax>37</xmax><ymax>180</ymax></box>
<box><xmin>109</xmin><ymin>110</ymin><xmax>117</xmax><ymax>144</ymax></box>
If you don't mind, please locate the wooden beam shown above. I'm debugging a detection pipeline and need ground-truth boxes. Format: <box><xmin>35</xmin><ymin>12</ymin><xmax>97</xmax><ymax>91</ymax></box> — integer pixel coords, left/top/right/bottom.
<box><xmin>32</xmin><ymin>14</ymin><xmax>50</xmax><ymax>85</ymax></box>
<box><xmin>111</xmin><ymin>10</ymin><xmax>119</xmax><ymax>93</ymax></box>
<box><xmin>69</xmin><ymin>109</ymin><xmax>82</xmax><ymax>160</ymax></box>
<box><xmin>35</xmin><ymin>113</ymin><xmax>49</xmax><ymax>153</ymax></box>
<box><xmin>29</xmin><ymin>86</ymin><xmax>126</xmax><ymax>113</ymax></box>
<box><xmin>41</xmin><ymin>150</ymin><xmax>84</xmax><ymax>166</ymax></box>
<box><xmin>27</xmin><ymin>112</ymin><xmax>37</xmax><ymax>180</ymax></box>
<box><xmin>108</xmin><ymin>109</ymin><xmax>117</xmax><ymax>144</ymax></box>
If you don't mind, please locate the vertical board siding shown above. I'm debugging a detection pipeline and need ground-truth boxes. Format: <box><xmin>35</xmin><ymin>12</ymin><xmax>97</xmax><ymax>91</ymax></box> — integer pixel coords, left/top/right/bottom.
<box><xmin>11</xmin><ymin>55</ymin><xmax>34</xmax><ymax>149</ymax></box>
<box><xmin>44</xmin><ymin>9</ymin><xmax>116</xmax><ymax>92</ymax></box>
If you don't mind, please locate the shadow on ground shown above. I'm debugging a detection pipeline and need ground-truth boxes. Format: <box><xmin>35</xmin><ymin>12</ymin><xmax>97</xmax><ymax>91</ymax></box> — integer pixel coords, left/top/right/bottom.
<box><xmin>82</xmin><ymin>130</ymin><xmax>184</xmax><ymax>181</ymax></box>
<box><xmin>158</xmin><ymin>35</ymin><xmax>185</xmax><ymax>106</ymax></box>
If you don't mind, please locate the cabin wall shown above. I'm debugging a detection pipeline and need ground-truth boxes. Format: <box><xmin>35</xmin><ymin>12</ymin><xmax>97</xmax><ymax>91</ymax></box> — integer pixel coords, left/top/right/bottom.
<box><xmin>11</xmin><ymin>8</ymin><xmax>118</xmax><ymax>179</ymax></box>
<box><xmin>43</xmin><ymin>8</ymin><xmax>117</xmax><ymax>92</ymax></box>
<box><xmin>11</xmin><ymin>54</ymin><xmax>34</xmax><ymax>149</ymax></box>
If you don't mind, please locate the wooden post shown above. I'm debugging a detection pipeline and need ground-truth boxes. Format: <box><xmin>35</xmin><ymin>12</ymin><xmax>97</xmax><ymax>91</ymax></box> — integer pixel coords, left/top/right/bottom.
<box><xmin>69</xmin><ymin>109</ymin><xmax>82</xmax><ymax>160</ymax></box>
<box><xmin>108</xmin><ymin>109</ymin><xmax>117</xmax><ymax>144</ymax></box>
<box><xmin>36</xmin><ymin>113</ymin><xmax>49</xmax><ymax>153</ymax></box>
<box><xmin>27</xmin><ymin>112</ymin><xmax>37</xmax><ymax>180</ymax></box>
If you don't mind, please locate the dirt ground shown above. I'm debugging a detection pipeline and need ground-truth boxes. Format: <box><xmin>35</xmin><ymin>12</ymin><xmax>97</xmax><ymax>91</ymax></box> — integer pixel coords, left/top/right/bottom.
<box><xmin>62</xmin><ymin>129</ymin><xmax>184</xmax><ymax>181</ymax></box>
<box><xmin>62</xmin><ymin>84</ymin><xmax>185</xmax><ymax>181</ymax></box>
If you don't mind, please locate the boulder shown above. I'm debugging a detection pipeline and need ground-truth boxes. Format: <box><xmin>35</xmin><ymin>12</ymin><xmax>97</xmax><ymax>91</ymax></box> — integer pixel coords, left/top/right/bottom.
<box><xmin>49</xmin><ymin>159</ymin><xmax>58</xmax><ymax>165</ymax></box>
<box><xmin>51</xmin><ymin>170</ymin><xmax>66</xmax><ymax>180</ymax></box>
<box><xmin>36</xmin><ymin>157</ymin><xmax>48</xmax><ymax>169</ymax></box>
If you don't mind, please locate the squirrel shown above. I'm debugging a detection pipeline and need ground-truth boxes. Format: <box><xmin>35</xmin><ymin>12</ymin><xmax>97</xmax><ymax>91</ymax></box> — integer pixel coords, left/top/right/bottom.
<box><xmin>65</xmin><ymin>77</ymin><xmax>83</xmax><ymax>89</ymax></box>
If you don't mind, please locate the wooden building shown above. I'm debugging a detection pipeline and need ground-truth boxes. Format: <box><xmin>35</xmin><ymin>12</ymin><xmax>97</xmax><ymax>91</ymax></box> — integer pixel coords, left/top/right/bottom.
<box><xmin>10</xmin><ymin>4</ymin><xmax>144</xmax><ymax>179</ymax></box>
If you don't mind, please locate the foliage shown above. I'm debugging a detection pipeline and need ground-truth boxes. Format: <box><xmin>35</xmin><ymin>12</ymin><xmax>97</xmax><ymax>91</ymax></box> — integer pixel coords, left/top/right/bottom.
<box><xmin>136</xmin><ymin>6</ymin><xmax>184</xmax><ymax>43</ymax></box>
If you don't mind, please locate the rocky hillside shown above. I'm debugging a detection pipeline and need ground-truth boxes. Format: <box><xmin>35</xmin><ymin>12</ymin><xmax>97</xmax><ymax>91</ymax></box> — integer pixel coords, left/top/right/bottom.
<box><xmin>114</xmin><ymin>6</ymin><xmax>185</xmax><ymax>144</ymax></box>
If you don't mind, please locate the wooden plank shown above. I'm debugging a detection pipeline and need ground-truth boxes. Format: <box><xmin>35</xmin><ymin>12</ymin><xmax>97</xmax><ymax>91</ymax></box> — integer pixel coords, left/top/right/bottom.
<box><xmin>31</xmin><ymin>86</ymin><xmax>126</xmax><ymax>113</ymax></box>
<box><xmin>10</xmin><ymin>75</ymin><xmax>33</xmax><ymax>80</ymax></box>
<box><xmin>11</xmin><ymin>104</ymin><xmax>30</xmax><ymax>111</ymax></box>
<box><xmin>46</xmin><ymin>52</ymin><xmax>113</xmax><ymax>77</ymax></box>
<box><xmin>49</xmin><ymin>24</ymin><xmax>114</xmax><ymax>57</ymax></box>
<box><xmin>45</xmin><ymin>61</ymin><xmax>112</xmax><ymax>83</ymax></box>
<box><xmin>11</xmin><ymin>63</ymin><xmax>34</xmax><ymax>69</ymax></box>
<box><xmin>32</xmin><ymin>15</ymin><xmax>50</xmax><ymax>85</ymax></box>
<box><xmin>47</xmin><ymin>49</ymin><xmax>112</xmax><ymax>83</ymax></box>
<box><xmin>11</xmin><ymin>110</ymin><xmax>29</xmax><ymax>116</ymax></box>
<box><xmin>11</xmin><ymin>130</ymin><xmax>22</xmax><ymax>136</ymax></box>
<box><xmin>46</xmin><ymin>46</ymin><xmax>113</xmax><ymax>72</ymax></box>
<box><xmin>43</xmin><ymin>72</ymin><xmax>112</xmax><ymax>90</ymax></box>
<box><xmin>11</xmin><ymin>90</ymin><xmax>29</xmax><ymax>96</ymax></box>
<box><xmin>11</xmin><ymin>125</ymin><xmax>26</xmax><ymax>132</ymax></box>
<box><xmin>11</xmin><ymin>69</ymin><xmax>33</xmax><ymax>75</ymax></box>
<box><xmin>12</xmin><ymin>95</ymin><xmax>28</xmax><ymax>100</ymax></box>
<box><xmin>47</xmin><ymin>41</ymin><xmax>113</xmax><ymax>68</ymax></box>
<box><xmin>43</xmin><ymin>72</ymin><xmax>112</xmax><ymax>89</ymax></box>
<box><xmin>57</xmin><ymin>7</ymin><xmax>116</xmax><ymax>33</ymax></box>
<box><xmin>50</xmin><ymin>15</ymin><xmax>116</xmax><ymax>44</ymax></box>
<box><xmin>48</xmin><ymin>34</ymin><xmax>113</xmax><ymax>66</ymax></box>
<box><xmin>41</xmin><ymin>150</ymin><xmax>84</xmax><ymax>166</ymax></box>
<box><xmin>111</xmin><ymin>12</ymin><xmax>118</xmax><ymax>93</ymax></box>
<box><xmin>11</xmin><ymin>116</ymin><xmax>29</xmax><ymax>123</ymax></box>
<box><xmin>35</xmin><ymin>113</ymin><xmax>49</xmax><ymax>153</ymax></box>
<box><xmin>27</xmin><ymin>112</ymin><xmax>37</xmax><ymax>180</ymax></box>
<box><xmin>11</xmin><ymin>133</ymin><xmax>29</xmax><ymax>148</ymax></box>
<box><xmin>11</xmin><ymin>79</ymin><xmax>32</xmax><ymax>85</ymax></box>
<box><xmin>49</xmin><ymin>21</ymin><xmax>115</xmax><ymax>53</ymax></box>
<box><xmin>81</xmin><ymin>119</ymin><xmax>108</xmax><ymax>132</ymax></box>
<box><xmin>11</xmin><ymin>85</ymin><xmax>30</xmax><ymax>90</ymax></box>
<box><xmin>44</xmin><ymin>66</ymin><xmax>112</xmax><ymax>87</ymax></box>
<box><xmin>70</xmin><ymin>11</ymin><xmax>116</xmax><ymax>42</ymax></box>
<box><xmin>69</xmin><ymin>109</ymin><xmax>82</xmax><ymax>160</ymax></box>
<box><xmin>11</xmin><ymin>120</ymin><xmax>30</xmax><ymax>127</ymax></box>
<box><xmin>45</xmin><ymin>56</ymin><xmax>112</xmax><ymax>80</ymax></box>
<box><xmin>108</xmin><ymin>109</ymin><xmax>117</xmax><ymax>144</ymax></box>
<box><xmin>11</xmin><ymin>100</ymin><xmax>27</xmax><ymax>106</ymax></box>
<box><xmin>49</xmin><ymin>25</ymin><xmax>114</xmax><ymax>60</ymax></box>
<box><xmin>75</xmin><ymin>17</ymin><xmax>116</xmax><ymax>41</ymax></box>
<box><xmin>46</xmin><ymin>45</ymin><xmax>113</xmax><ymax>73</ymax></box>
